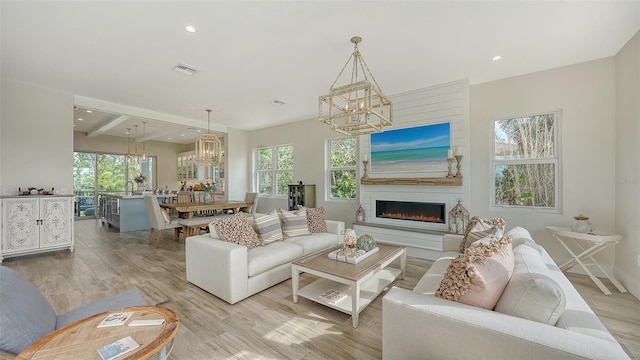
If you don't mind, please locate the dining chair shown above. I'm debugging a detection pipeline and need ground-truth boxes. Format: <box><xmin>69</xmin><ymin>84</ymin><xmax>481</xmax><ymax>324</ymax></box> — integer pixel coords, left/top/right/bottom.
<box><xmin>238</xmin><ymin>192</ymin><xmax>258</xmax><ymax>214</ymax></box>
<box><xmin>144</xmin><ymin>195</ymin><xmax>182</xmax><ymax>249</ymax></box>
<box><xmin>177</xmin><ymin>191</ymin><xmax>195</xmax><ymax>204</ymax></box>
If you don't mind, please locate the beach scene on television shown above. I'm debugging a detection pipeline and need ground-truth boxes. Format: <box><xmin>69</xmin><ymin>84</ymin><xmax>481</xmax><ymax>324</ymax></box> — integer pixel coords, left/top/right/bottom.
<box><xmin>370</xmin><ymin>122</ymin><xmax>450</xmax><ymax>174</ymax></box>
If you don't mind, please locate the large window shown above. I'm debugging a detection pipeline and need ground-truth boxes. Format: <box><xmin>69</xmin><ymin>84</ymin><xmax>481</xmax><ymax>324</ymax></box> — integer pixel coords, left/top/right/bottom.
<box><xmin>328</xmin><ymin>137</ymin><xmax>357</xmax><ymax>199</ymax></box>
<box><xmin>492</xmin><ymin>111</ymin><xmax>560</xmax><ymax>211</ymax></box>
<box><xmin>256</xmin><ymin>145</ymin><xmax>293</xmax><ymax>196</ymax></box>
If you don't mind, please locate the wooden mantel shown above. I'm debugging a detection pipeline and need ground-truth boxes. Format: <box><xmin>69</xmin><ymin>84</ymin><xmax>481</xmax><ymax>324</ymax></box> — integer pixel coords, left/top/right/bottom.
<box><xmin>360</xmin><ymin>177</ymin><xmax>462</xmax><ymax>186</ymax></box>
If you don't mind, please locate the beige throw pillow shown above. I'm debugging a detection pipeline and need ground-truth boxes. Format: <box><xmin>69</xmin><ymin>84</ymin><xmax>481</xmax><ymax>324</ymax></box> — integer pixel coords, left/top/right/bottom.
<box><xmin>436</xmin><ymin>236</ymin><xmax>514</xmax><ymax>310</ymax></box>
<box><xmin>278</xmin><ymin>208</ymin><xmax>311</xmax><ymax>238</ymax></box>
<box><xmin>253</xmin><ymin>212</ymin><xmax>283</xmax><ymax>244</ymax></box>
<box><xmin>494</xmin><ymin>245</ymin><xmax>566</xmax><ymax>325</ymax></box>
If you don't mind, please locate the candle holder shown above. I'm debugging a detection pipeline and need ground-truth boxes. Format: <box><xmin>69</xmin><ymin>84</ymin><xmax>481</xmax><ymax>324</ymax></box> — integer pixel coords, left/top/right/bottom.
<box><xmin>454</xmin><ymin>155</ymin><xmax>463</xmax><ymax>177</ymax></box>
<box><xmin>362</xmin><ymin>160</ymin><xmax>370</xmax><ymax>179</ymax></box>
<box><xmin>446</xmin><ymin>158</ymin><xmax>455</xmax><ymax>178</ymax></box>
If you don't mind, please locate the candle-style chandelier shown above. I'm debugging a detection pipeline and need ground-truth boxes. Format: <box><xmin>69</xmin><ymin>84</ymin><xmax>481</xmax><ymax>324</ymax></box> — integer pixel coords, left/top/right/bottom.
<box><xmin>196</xmin><ymin>109</ymin><xmax>223</xmax><ymax>166</ymax></box>
<box><xmin>319</xmin><ymin>36</ymin><xmax>393</xmax><ymax>136</ymax></box>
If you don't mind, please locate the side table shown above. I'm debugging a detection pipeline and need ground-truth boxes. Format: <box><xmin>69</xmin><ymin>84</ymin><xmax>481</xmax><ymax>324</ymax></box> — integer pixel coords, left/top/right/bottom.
<box><xmin>546</xmin><ymin>226</ymin><xmax>627</xmax><ymax>295</ymax></box>
<box><xmin>17</xmin><ymin>306</ymin><xmax>179</xmax><ymax>360</ymax></box>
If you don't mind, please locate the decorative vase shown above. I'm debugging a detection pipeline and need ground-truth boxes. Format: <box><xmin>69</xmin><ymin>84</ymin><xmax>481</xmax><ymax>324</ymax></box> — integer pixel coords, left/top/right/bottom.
<box><xmin>571</xmin><ymin>214</ymin><xmax>593</xmax><ymax>233</ymax></box>
<box><xmin>203</xmin><ymin>190</ymin><xmax>210</xmax><ymax>204</ymax></box>
<box><xmin>136</xmin><ymin>182</ymin><xmax>145</xmax><ymax>191</ymax></box>
<box><xmin>357</xmin><ymin>234</ymin><xmax>375</xmax><ymax>252</ymax></box>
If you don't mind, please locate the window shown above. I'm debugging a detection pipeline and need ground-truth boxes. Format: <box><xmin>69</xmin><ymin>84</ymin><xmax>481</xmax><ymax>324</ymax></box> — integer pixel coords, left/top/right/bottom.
<box><xmin>492</xmin><ymin>111</ymin><xmax>560</xmax><ymax>211</ymax></box>
<box><xmin>256</xmin><ymin>145</ymin><xmax>293</xmax><ymax>196</ymax></box>
<box><xmin>328</xmin><ymin>137</ymin><xmax>357</xmax><ymax>199</ymax></box>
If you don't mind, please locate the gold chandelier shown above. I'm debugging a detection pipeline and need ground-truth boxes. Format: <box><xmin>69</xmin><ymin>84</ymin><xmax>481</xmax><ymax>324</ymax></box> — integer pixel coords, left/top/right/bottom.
<box><xmin>196</xmin><ymin>109</ymin><xmax>222</xmax><ymax>166</ymax></box>
<box><xmin>319</xmin><ymin>36</ymin><xmax>393</xmax><ymax>136</ymax></box>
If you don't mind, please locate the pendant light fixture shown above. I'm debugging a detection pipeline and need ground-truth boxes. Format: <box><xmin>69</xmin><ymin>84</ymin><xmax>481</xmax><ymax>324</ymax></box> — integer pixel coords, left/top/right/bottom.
<box><xmin>196</xmin><ymin>109</ymin><xmax>222</xmax><ymax>166</ymax></box>
<box><xmin>141</xmin><ymin>121</ymin><xmax>147</xmax><ymax>162</ymax></box>
<box><xmin>319</xmin><ymin>36</ymin><xmax>393</xmax><ymax>136</ymax></box>
<box><xmin>126</xmin><ymin>128</ymin><xmax>134</xmax><ymax>163</ymax></box>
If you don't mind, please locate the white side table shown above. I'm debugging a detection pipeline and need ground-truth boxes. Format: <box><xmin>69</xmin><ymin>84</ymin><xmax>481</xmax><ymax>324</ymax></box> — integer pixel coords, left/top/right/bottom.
<box><xmin>546</xmin><ymin>226</ymin><xmax>627</xmax><ymax>295</ymax></box>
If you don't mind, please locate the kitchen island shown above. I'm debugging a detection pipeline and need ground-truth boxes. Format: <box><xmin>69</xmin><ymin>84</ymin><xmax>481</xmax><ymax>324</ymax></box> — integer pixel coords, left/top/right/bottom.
<box><xmin>100</xmin><ymin>192</ymin><xmax>176</xmax><ymax>232</ymax></box>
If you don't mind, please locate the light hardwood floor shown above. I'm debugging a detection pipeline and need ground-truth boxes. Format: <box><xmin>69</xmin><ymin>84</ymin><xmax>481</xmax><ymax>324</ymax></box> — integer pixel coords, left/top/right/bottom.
<box><xmin>3</xmin><ymin>219</ymin><xmax>639</xmax><ymax>359</ymax></box>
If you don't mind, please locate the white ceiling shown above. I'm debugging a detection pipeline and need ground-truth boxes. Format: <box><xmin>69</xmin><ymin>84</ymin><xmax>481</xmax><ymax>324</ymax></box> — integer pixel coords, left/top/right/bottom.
<box><xmin>2</xmin><ymin>1</ymin><xmax>639</xmax><ymax>143</ymax></box>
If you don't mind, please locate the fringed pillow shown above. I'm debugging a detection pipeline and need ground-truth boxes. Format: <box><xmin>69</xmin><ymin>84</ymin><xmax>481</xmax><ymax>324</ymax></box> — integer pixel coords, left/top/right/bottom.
<box><xmin>436</xmin><ymin>236</ymin><xmax>514</xmax><ymax>310</ymax></box>
<box><xmin>213</xmin><ymin>213</ymin><xmax>262</xmax><ymax>249</ymax></box>
<box><xmin>306</xmin><ymin>207</ymin><xmax>327</xmax><ymax>233</ymax></box>
<box><xmin>459</xmin><ymin>216</ymin><xmax>506</xmax><ymax>253</ymax></box>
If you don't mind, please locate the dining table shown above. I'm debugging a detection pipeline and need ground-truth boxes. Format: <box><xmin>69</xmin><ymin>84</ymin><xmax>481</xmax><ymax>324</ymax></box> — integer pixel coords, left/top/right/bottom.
<box><xmin>159</xmin><ymin>200</ymin><xmax>253</xmax><ymax>219</ymax></box>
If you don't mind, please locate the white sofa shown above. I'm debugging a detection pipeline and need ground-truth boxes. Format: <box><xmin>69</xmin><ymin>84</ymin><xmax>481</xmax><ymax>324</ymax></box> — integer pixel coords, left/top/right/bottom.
<box><xmin>185</xmin><ymin>219</ymin><xmax>345</xmax><ymax>304</ymax></box>
<box><xmin>382</xmin><ymin>227</ymin><xmax>630</xmax><ymax>360</ymax></box>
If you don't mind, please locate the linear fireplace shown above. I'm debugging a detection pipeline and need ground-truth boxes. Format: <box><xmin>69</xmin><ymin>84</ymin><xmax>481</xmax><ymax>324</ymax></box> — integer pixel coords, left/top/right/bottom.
<box><xmin>376</xmin><ymin>200</ymin><xmax>446</xmax><ymax>224</ymax></box>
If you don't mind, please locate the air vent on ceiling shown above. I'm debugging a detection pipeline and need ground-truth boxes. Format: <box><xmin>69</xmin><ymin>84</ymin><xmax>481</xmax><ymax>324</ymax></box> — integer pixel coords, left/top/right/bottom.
<box><xmin>173</xmin><ymin>63</ymin><xmax>199</xmax><ymax>76</ymax></box>
<box><xmin>271</xmin><ymin>99</ymin><xmax>286</xmax><ymax>105</ymax></box>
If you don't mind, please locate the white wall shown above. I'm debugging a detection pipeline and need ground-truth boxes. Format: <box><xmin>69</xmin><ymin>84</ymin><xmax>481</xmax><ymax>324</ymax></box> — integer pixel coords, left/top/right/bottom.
<box><xmin>249</xmin><ymin>118</ymin><xmax>357</xmax><ymax>223</ymax></box>
<box><xmin>1</xmin><ymin>79</ymin><xmax>74</xmax><ymax>195</ymax></box>
<box><xmin>226</xmin><ymin>128</ymin><xmax>250</xmax><ymax>201</ymax></box>
<box><xmin>615</xmin><ymin>30</ymin><xmax>640</xmax><ymax>299</ymax></box>
<box><xmin>470</xmin><ymin>58</ymin><xmax>617</xmax><ymax>273</ymax></box>
<box><xmin>358</xmin><ymin>80</ymin><xmax>470</xmax><ymax>229</ymax></box>
<box><xmin>73</xmin><ymin>131</ymin><xmax>183</xmax><ymax>190</ymax></box>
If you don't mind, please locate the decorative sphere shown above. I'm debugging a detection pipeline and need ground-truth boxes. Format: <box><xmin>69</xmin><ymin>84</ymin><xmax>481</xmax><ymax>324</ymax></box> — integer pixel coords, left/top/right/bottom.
<box><xmin>357</xmin><ymin>234</ymin><xmax>375</xmax><ymax>252</ymax></box>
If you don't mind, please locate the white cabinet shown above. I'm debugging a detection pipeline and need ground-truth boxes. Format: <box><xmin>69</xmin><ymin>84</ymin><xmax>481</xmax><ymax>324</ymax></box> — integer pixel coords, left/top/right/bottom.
<box><xmin>177</xmin><ymin>151</ymin><xmax>218</xmax><ymax>181</ymax></box>
<box><xmin>1</xmin><ymin>196</ymin><xmax>74</xmax><ymax>262</ymax></box>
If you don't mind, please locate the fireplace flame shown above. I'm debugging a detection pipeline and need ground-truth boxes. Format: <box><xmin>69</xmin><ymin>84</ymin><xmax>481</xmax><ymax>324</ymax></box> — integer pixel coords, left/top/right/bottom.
<box><xmin>380</xmin><ymin>211</ymin><xmax>443</xmax><ymax>223</ymax></box>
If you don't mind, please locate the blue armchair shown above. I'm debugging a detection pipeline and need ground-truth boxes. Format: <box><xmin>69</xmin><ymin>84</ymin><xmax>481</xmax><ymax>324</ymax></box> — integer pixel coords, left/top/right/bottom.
<box><xmin>0</xmin><ymin>266</ymin><xmax>146</xmax><ymax>356</ymax></box>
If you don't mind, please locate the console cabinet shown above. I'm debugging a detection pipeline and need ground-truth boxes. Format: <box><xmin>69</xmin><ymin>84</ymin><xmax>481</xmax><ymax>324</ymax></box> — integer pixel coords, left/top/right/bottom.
<box><xmin>288</xmin><ymin>184</ymin><xmax>316</xmax><ymax>211</ymax></box>
<box><xmin>1</xmin><ymin>195</ymin><xmax>74</xmax><ymax>263</ymax></box>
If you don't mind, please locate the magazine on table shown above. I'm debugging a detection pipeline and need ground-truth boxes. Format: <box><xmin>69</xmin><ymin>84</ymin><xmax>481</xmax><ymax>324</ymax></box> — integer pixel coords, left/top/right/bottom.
<box><xmin>97</xmin><ymin>311</ymin><xmax>134</xmax><ymax>328</ymax></box>
<box><xmin>97</xmin><ymin>336</ymin><xmax>139</xmax><ymax>360</ymax></box>
<box><xmin>319</xmin><ymin>289</ymin><xmax>347</xmax><ymax>303</ymax></box>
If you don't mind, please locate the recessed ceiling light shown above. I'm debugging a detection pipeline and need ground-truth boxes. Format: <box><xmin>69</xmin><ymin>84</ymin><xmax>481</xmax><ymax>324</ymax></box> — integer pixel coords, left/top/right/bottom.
<box><xmin>167</xmin><ymin>137</ymin><xmax>173</xmax><ymax>140</ymax></box>
<box><xmin>185</xmin><ymin>25</ymin><xmax>196</xmax><ymax>33</ymax></box>
<box><xmin>86</xmin><ymin>110</ymin><xmax>93</xmax><ymax>113</ymax></box>
<box><xmin>73</xmin><ymin>124</ymin><xmax>76</xmax><ymax>127</ymax></box>
<box><xmin>196</xmin><ymin>129</ymin><xmax>201</xmax><ymax>133</ymax></box>
<box><xmin>181</xmin><ymin>134</ymin><xmax>185</xmax><ymax>137</ymax></box>
<box><xmin>77</xmin><ymin>118</ymin><xmax>83</xmax><ymax>121</ymax></box>
<box><xmin>492</xmin><ymin>55</ymin><xmax>502</xmax><ymax>61</ymax></box>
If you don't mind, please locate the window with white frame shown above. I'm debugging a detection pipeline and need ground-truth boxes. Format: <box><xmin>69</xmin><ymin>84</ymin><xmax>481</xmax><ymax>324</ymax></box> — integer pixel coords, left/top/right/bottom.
<box><xmin>492</xmin><ymin>111</ymin><xmax>560</xmax><ymax>211</ymax></box>
<box><xmin>256</xmin><ymin>145</ymin><xmax>293</xmax><ymax>196</ymax></box>
<box><xmin>328</xmin><ymin>137</ymin><xmax>357</xmax><ymax>199</ymax></box>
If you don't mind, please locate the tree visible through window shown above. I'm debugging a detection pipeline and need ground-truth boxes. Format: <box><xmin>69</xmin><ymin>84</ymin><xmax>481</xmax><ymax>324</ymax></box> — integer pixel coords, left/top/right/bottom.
<box><xmin>493</xmin><ymin>112</ymin><xmax>560</xmax><ymax>210</ymax></box>
<box><xmin>328</xmin><ymin>137</ymin><xmax>357</xmax><ymax>199</ymax></box>
<box><xmin>256</xmin><ymin>145</ymin><xmax>293</xmax><ymax>196</ymax></box>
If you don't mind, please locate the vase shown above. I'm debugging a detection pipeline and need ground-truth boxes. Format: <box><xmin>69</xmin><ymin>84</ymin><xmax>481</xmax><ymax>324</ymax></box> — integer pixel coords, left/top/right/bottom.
<box><xmin>136</xmin><ymin>182</ymin><xmax>145</xmax><ymax>191</ymax></box>
<box><xmin>203</xmin><ymin>190</ymin><xmax>210</xmax><ymax>204</ymax></box>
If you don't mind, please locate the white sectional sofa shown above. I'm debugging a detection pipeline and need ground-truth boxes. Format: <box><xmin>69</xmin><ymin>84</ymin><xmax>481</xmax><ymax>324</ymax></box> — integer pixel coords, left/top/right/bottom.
<box><xmin>185</xmin><ymin>219</ymin><xmax>345</xmax><ymax>304</ymax></box>
<box><xmin>382</xmin><ymin>227</ymin><xmax>630</xmax><ymax>360</ymax></box>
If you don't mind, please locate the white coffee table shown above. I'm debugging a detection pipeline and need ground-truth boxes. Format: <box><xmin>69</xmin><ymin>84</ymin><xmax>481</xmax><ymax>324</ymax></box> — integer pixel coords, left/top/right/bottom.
<box><xmin>291</xmin><ymin>243</ymin><xmax>406</xmax><ymax>328</ymax></box>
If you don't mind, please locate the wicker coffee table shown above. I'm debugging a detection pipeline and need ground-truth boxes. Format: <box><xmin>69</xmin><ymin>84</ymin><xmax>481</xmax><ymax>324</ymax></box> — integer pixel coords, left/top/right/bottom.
<box><xmin>291</xmin><ymin>243</ymin><xmax>406</xmax><ymax>328</ymax></box>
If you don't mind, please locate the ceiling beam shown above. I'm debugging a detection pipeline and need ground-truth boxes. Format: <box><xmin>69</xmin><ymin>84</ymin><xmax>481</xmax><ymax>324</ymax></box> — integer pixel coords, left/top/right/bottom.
<box><xmin>87</xmin><ymin>115</ymin><xmax>130</xmax><ymax>137</ymax></box>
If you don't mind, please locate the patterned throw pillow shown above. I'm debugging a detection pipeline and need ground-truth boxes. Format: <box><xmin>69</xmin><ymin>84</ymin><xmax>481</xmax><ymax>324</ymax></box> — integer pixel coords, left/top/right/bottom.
<box><xmin>306</xmin><ymin>207</ymin><xmax>327</xmax><ymax>233</ymax></box>
<box><xmin>278</xmin><ymin>208</ymin><xmax>311</xmax><ymax>238</ymax></box>
<box><xmin>213</xmin><ymin>213</ymin><xmax>262</xmax><ymax>249</ymax></box>
<box><xmin>436</xmin><ymin>236</ymin><xmax>514</xmax><ymax>310</ymax></box>
<box><xmin>459</xmin><ymin>216</ymin><xmax>506</xmax><ymax>253</ymax></box>
<box><xmin>253</xmin><ymin>212</ymin><xmax>283</xmax><ymax>244</ymax></box>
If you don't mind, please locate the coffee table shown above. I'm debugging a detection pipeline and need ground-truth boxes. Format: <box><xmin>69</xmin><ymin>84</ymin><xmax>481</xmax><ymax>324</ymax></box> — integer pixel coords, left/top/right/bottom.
<box><xmin>17</xmin><ymin>306</ymin><xmax>179</xmax><ymax>360</ymax></box>
<box><xmin>291</xmin><ymin>243</ymin><xmax>406</xmax><ymax>328</ymax></box>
